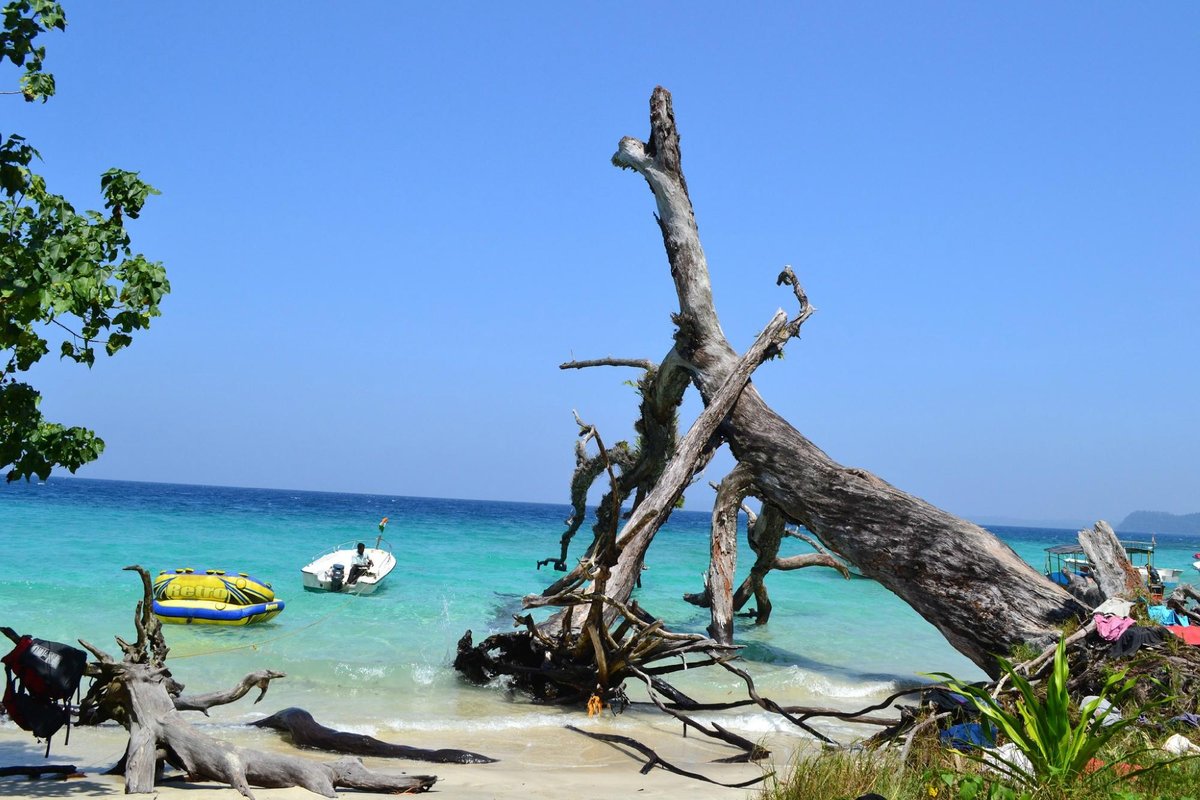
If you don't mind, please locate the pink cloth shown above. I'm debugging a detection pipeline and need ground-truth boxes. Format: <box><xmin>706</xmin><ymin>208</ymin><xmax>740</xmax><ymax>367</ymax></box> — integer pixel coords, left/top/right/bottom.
<box><xmin>1094</xmin><ymin>613</ymin><xmax>1135</xmax><ymax>641</ymax></box>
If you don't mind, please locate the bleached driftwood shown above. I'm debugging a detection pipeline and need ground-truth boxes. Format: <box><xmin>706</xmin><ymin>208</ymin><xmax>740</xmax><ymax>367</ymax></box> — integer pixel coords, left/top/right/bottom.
<box><xmin>1078</xmin><ymin>520</ymin><xmax>1144</xmax><ymax>600</ymax></box>
<box><xmin>76</xmin><ymin>567</ymin><xmax>437</xmax><ymax>797</ymax></box>
<box><xmin>252</xmin><ymin>707</ymin><xmax>496</xmax><ymax>764</ymax></box>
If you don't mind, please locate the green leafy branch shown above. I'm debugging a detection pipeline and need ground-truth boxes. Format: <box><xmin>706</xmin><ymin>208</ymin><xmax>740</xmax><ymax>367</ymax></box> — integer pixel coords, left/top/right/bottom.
<box><xmin>0</xmin><ymin>0</ymin><xmax>65</xmax><ymax>101</ymax></box>
<box><xmin>0</xmin><ymin>0</ymin><xmax>169</xmax><ymax>481</ymax></box>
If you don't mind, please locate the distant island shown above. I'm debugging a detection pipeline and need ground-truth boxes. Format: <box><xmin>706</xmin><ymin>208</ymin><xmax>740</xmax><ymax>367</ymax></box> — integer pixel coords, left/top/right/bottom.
<box><xmin>1118</xmin><ymin>510</ymin><xmax>1200</xmax><ymax>535</ymax></box>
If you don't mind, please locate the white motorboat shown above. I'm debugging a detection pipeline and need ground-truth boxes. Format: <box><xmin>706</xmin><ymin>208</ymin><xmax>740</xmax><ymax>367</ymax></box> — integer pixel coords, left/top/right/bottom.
<box><xmin>1139</xmin><ymin>565</ymin><xmax>1184</xmax><ymax>583</ymax></box>
<box><xmin>301</xmin><ymin>519</ymin><xmax>396</xmax><ymax>594</ymax></box>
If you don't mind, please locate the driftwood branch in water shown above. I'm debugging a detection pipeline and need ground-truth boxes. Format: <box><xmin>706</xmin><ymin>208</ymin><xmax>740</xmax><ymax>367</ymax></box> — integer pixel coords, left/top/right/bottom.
<box><xmin>628</xmin><ymin>665</ymin><xmax>767</xmax><ymax>760</ymax></box>
<box><xmin>457</xmin><ymin>587</ymin><xmax>737</xmax><ymax>708</ymax></box>
<box><xmin>564</xmin><ymin>726</ymin><xmax>772</xmax><ymax>789</ymax></box>
<box><xmin>173</xmin><ymin>670</ymin><xmax>286</xmax><ymax>714</ymax></box>
<box><xmin>735</xmin><ymin>503</ymin><xmax>787</xmax><ymax>624</ymax></box>
<box><xmin>702</xmin><ymin>463</ymin><xmax>754</xmax><ymax>643</ymax></box>
<box><xmin>252</xmin><ymin>707</ymin><xmax>497</xmax><ymax>764</ymax></box>
<box><xmin>715</xmin><ymin>658</ymin><xmax>836</xmax><ymax>744</ymax></box>
<box><xmin>662</xmin><ymin>683</ymin><xmax>922</xmax><ymax>727</ymax></box>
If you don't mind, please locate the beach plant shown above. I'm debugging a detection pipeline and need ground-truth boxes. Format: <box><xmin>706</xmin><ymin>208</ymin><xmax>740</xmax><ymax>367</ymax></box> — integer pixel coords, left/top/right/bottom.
<box><xmin>925</xmin><ymin>770</ymin><xmax>1033</xmax><ymax>800</ymax></box>
<box><xmin>760</xmin><ymin>745</ymin><xmax>1033</xmax><ymax>800</ymax></box>
<box><xmin>1</xmin><ymin>0</ymin><xmax>169</xmax><ymax>482</ymax></box>
<box><xmin>760</xmin><ymin>747</ymin><xmax>911</xmax><ymax>800</ymax></box>
<box><xmin>930</xmin><ymin>635</ymin><xmax>1168</xmax><ymax>794</ymax></box>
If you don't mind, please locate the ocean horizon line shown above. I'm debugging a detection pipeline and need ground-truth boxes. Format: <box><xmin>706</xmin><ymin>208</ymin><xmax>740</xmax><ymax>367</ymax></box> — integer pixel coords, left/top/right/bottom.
<box><xmin>7</xmin><ymin>474</ymin><xmax>1107</xmax><ymax>533</ymax></box>
<box><xmin>6</xmin><ymin>474</ymin><xmax>727</xmax><ymax>520</ymax></box>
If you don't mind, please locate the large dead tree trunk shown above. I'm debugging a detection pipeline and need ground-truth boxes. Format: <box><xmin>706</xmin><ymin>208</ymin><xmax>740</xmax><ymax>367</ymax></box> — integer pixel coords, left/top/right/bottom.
<box><xmin>611</xmin><ymin>87</ymin><xmax>1086</xmax><ymax>675</ymax></box>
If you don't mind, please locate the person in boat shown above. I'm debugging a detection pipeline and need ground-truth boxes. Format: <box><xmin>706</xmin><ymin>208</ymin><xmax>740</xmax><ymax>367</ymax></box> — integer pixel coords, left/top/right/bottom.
<box><xmin>348</xmin><ymin>542</ymin><xmax>373</xmax><ymax>585</ymax></box>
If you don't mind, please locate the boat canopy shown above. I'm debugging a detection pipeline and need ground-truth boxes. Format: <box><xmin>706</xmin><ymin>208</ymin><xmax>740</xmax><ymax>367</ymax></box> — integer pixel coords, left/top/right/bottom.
<box><xmin>1043</xmin><ymin>540</ymin><xmax>1155</xmax><ymax>558</ymax></box>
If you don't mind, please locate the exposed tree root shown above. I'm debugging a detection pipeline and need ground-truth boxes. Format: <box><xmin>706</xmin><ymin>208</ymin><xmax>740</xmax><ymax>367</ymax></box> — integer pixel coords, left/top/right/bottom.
<box><xmin>564</xmin><ymin>725</ymin><xmax>773</xmax><ymax>789</ymax></box>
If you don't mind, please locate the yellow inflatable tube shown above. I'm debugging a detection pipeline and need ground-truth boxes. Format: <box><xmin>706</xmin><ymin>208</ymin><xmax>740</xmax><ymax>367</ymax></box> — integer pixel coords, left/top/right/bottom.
<box><xmin>153</xmin><ymin>569</ymin><xmax>275</xmax><ymax>605</ymax></box>
<box><xmin>152</xmin><ymin>599</ymin><xmax>285</xmax><ymax>626</ymax></box>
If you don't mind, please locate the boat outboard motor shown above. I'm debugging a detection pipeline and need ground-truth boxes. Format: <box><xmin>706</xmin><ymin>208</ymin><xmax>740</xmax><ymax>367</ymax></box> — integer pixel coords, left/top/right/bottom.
<box><xmin>329</xmin><ymin>563</ymin><xmax>345</xmax><ymax>592</ymax></box>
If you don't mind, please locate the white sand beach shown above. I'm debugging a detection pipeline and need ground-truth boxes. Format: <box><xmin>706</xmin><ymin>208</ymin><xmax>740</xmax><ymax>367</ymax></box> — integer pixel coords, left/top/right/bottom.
<box><xmin>0</xmin><ymin>714</ymin><xmax>818</xmax><ymax>800</ymax></box>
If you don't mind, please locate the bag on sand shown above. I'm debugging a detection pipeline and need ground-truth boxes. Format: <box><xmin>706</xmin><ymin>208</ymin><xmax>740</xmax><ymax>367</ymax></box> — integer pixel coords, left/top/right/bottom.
<box><xmin>2</xmin><ymin>634</ymin><xmax>88</xmax><ymax>755</ymax></box>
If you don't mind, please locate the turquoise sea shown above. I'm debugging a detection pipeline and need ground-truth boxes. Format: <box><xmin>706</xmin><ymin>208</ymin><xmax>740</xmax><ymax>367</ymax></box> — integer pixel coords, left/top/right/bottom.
<box><xmin>3</xmin><ymin>478</ymin><xmax>1199</xmax><ymax>743</ymax></box>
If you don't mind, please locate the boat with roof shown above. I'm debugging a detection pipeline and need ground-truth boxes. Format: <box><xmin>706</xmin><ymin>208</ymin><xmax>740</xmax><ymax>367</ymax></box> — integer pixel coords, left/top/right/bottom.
<box><xmin>1044</xmin><ymin>539</ymin><xmax>1183</xmax><ymax>587</ymax></box>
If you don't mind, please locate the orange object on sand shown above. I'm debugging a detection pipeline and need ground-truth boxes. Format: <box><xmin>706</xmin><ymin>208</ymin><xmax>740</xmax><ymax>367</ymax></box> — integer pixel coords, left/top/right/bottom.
<box><xmin>1166</xmin><ymin>625</ymin><xmax>1200</xmax><ymax>646</ymax></box>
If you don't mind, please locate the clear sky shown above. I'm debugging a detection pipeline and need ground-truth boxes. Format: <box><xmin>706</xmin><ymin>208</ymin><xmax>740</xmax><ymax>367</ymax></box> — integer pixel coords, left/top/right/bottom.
<box><xmin>11</xmin><ymin>3</ymin><xmax>1198</xmax><ymax>526</ymax></box>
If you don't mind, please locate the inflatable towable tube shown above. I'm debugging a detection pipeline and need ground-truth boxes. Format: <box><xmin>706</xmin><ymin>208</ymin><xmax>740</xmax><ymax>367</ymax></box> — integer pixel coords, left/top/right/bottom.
<box><xmin>153</xmin><ymin>569</ymin><xmax>275</xmax><ymax>605</ymax></box>
<box><xmin>152</xmin><ymin>569</ymin><xmax>284</xmax><ymax>626</ymax></box>
<box><xmin>152</xmin><ymin>599</ymin><xmax>285</xmax><ymax>626</ymax></box>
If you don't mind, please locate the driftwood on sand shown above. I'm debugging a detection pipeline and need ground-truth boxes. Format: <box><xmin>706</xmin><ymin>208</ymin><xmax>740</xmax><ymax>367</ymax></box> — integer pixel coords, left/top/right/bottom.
<box><xmin>564</xmin><ymin>725</ymin><xmax>772</xmax><ymax>789</ymax></box>
<box><xmin>69</xmin><ymin>566</ymin><xmax>439</xmax><ymax>797</ymax></box>
<box><xmin>252</xmin><ymin>707</ymin><xmax>497</xmax><ymax>764</ymax></box>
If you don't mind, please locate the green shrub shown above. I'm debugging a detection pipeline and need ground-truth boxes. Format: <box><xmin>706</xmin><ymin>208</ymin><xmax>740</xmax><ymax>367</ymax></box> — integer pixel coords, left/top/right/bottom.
<box><xmin>930</xmin><ymin>636</ymin><xmax>1166</xmax><ymax>793</ymax></box>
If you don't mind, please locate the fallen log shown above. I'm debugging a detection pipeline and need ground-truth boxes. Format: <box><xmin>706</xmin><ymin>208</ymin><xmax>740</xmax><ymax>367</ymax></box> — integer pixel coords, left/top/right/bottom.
<box><xmin>252</xmin><ymin>707</ymin><xmax>497</xmax><ymax>764</ymax></box>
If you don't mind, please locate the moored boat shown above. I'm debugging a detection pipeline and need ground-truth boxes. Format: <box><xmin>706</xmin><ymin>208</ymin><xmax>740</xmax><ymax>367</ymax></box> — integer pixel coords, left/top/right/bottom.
<box><xmin>1044</xmin><ymin>540</ymin><xmax>1181</xmax><ymax>587</ymax></box>
<box><xmin>301</xmin><ymin>518</ymin><xmax>396</xmax><ymax>594</ymax></box>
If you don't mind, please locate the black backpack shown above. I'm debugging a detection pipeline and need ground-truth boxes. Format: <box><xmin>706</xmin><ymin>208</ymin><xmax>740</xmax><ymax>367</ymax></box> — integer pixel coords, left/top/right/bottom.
<box><xmin>2</xmin><ymin>635</ymin><xmax>88</xmax><ymax>756</ymax></box>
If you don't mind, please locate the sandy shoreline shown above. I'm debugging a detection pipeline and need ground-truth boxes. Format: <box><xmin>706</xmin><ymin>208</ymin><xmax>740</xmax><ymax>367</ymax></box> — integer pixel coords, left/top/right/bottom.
<box><xmin>0</xmin><ymin>712</ymin><xmax>823</xmax><ymax>800</ymax></box>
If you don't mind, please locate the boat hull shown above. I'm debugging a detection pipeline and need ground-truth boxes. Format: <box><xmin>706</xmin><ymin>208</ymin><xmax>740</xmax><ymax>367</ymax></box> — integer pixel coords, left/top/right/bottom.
<box><xmin>153</xmin><ymin>599</ymin><xmax>285</xmax><ymax>626</ymax></box>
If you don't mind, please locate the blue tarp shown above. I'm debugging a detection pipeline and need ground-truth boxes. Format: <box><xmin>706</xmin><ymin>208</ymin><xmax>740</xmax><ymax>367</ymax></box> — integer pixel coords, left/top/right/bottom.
<box><xmin>940</xmin><ymin>722</ymin><xmax>996</xmax><ymax>751</ymax></box>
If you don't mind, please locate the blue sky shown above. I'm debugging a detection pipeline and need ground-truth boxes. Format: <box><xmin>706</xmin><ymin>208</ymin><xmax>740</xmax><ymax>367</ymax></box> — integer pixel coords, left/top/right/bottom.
<box><xmin>10</xmin><ymin>3</ymin><xmax>1198</xmax><ymax>525</ymax></box>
